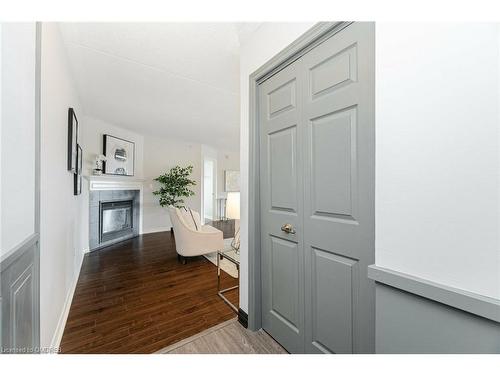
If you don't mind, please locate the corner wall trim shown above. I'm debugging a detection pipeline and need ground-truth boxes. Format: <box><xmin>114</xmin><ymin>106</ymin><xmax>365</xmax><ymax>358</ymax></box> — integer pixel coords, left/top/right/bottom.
<box><xmin>367</xmin><ymin>265</ymin><xmax>500</xmax><ymax>323</ymax></box>
<box><xmin>238</xmin><ymin>308</ymin><xmax>248</xmax><ymax>329</ymax></box>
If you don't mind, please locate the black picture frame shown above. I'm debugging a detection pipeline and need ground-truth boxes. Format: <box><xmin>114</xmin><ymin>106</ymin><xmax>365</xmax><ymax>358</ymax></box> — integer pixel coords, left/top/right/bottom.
<box><xmin>103</xmin><ymin>134</ymin><xmax>135</xmax><ymax>176</ymax></box>
<box><xmin>74</xmin><ymin>144</ymin><xmax>82</xmax><ymax>195</ymax></box>
<box><xmin>67</xmin><ymin>108</ymin><xmax>78</xmax><ymax>172</ymax></box>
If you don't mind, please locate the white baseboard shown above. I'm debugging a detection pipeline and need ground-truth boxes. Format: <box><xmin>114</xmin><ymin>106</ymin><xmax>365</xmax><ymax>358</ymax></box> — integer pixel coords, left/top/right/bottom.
<box><xmin>50</xmin><ymin>255</ymin><xmax>83</xmax><ymax>353</ymax></box>
<box><xmin>142</xmin><ymin>226</ymin><xmax>171</xmax><ymax>234</ymax></box>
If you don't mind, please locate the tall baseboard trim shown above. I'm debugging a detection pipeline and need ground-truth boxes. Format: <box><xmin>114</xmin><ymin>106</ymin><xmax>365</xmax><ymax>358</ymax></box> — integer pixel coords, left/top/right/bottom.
<box><xmin>374</xmin><ymin>283</ymin><xmax>500</xmax><ymax>353</ymax></box>
<box><xmin>368</xmin><ymin>265</ymin><xmax>500</xmax><ymax>323</ymax></box>
<box><xmin>49</xmin><ymin>255</ymin><xmax>83</xmax><ymax>353</ymax></box>
<box><xmin>238</xmin><ymin>308</ymin><xmax>248</xmax><ymax>328</ymax></box>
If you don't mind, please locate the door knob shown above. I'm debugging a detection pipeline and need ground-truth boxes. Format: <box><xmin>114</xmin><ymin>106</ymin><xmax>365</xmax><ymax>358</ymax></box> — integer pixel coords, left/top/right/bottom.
<box><xmin>281</xmin><ymin>223</ymin><xmax>296</xmax><ymax>234</ymax></box>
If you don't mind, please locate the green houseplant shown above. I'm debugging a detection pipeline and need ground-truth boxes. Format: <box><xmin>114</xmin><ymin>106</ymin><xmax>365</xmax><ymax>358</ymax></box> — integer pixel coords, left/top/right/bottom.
<box><xmin>153</xmin><ymin>165</ymin><xmax>196</xmax><ymax>208</ymax></box>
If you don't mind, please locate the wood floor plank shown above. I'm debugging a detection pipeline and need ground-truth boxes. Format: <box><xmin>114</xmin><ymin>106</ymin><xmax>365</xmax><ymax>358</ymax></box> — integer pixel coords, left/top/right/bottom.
<box><xmin>158</xmin><ymin>320</ymin><xmax>287</xmax><ymax>354</ymax></box>
<box><xmin>60</xmin><ymin>225</ymin><xmax>238</xmax><ymax>354</ymax></box>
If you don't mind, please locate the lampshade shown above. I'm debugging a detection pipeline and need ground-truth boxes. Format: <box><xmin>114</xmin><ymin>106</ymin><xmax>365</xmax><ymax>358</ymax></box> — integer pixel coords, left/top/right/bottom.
<box><xmin>226</xmin><ymin>192</ymin><xmax>240</xmax><ymax>220</ymax></box>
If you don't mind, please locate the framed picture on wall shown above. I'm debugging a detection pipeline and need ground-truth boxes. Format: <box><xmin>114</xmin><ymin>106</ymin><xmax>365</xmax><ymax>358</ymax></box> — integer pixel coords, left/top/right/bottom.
<box><xmin>224</xmin><ymin>170</ymin><xmax>240</xmax><ymax>192</ymax></box>
<box><xmin>74</xmin><ymin>144</ymin><xmax>82</xmax><ymax>195</ymax></box>
<box><xmin>67</xmin><ymin>108</ymin><xmax>78</xmax><ymax>172</ymax></box>
<box><xmin>103</xmin><ymin>134</ymin><xmax>135</xmax><ymax>176</ymax></box>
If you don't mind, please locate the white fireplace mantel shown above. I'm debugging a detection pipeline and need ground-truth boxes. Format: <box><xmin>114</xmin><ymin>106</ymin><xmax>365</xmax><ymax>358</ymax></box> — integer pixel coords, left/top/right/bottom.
<box><xmin>84</xmin><ymin>175</ymin><xmax>146</xmax><ymax>191</ymax></box>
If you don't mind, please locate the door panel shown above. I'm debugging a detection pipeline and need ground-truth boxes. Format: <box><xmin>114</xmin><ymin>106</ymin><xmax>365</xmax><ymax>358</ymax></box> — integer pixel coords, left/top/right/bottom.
<box><xmin>269</xmin><ymin>126</ymin><xmax>298</xmax><ymax>212</ymax></box>
<box><xmin>302</xmin><ymin>22</ymin><xmax>375</xmax><ymax>353</ymax></box>
<box><xmin>1</xmin><ymin>238</ymin><xmax>39</xmax><ymax>353</ymax></box>
<box><xmin>310</xmin><ymin>43</ymin><xmax>357</xmax><ymax>98</ymax></box>
<box><xmin>11</xmin><ymin>263</ymin><xmax>35</xmax><ymax>349</ymax></box>
<box><xmin>310</xmin><ymin>248</ymin><xmax>357</xmax><ymax>353</ymax></box>
<box><xmin>260</xmin><ymin>62</ymin><xmax>304</xmax><ymax>354</ymax></box>
<box><xmin>270</xmin><ymin>236</ymin><xmax>300</xmax><ymax>330</ymax></box>
<box><xmin>268</xmin><ymin>79</ymin><xmax>296</xmax><ymax>117</ymax></box>
<box><xmin>310</xmin><ymin>107</ymin><xmax>357</xmax><ymax>220</ymax></box>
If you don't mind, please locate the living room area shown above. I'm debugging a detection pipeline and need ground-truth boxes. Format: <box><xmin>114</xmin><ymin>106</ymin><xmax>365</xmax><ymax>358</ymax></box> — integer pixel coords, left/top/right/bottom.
<box><xmin>37</xmin><ymin>22</ymin><xmax>251</xmax><ymax>353</ymax></box>
<box><xmin>58</xmin><ymin>132</ymin><xmax>243</xmax><ymax>353</ymax></box>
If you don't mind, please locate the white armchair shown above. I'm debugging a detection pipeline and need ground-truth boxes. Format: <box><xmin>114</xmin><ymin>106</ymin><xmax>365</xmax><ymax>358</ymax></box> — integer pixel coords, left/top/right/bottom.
<box><xmin>168</xmin><ymin>206</ymin><xmax>223</xmax><ymax>264</ymax></box>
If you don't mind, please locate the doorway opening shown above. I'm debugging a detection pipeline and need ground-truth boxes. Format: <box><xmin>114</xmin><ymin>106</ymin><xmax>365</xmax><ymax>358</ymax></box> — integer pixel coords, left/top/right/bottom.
<box><xmin>203</xmin><ymin>157</ymin><xmax>217</xmax><ymax>223</ymax></box>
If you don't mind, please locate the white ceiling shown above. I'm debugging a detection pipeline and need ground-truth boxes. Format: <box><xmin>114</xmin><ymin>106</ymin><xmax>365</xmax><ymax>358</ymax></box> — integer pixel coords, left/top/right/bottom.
<box><xmin>59</xmin><ymin>23</ymin><xmax>262</xmax><ymax>151</ymax></box>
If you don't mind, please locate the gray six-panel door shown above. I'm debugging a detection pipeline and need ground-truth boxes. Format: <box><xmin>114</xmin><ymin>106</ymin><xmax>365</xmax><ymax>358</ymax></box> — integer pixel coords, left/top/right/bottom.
<box><xmin>259</xmin><ymin>22</ymin><xmax>375</xmax><ymax>353</ymax></box>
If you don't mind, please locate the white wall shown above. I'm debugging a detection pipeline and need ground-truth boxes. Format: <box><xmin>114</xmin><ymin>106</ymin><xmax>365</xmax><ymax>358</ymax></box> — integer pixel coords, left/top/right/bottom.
<box><xmin>143</xmin><ymin>136</ymin><xmax>202</xmax><ymax>233</ymax></box>
<box><xmin>498</xmin><ymin>27</ymin><xmax>500</xmax><ymax>291</ymax></box>
<box><xmin>217</xmin><ymin>150</ymin><xmax>240</xmax><ymax>199</ymax></box>
<box><xmin>0</xmin><ymin>23</ymin><xmax>37</xmax><ymax>256</ymax></box>
<box><xmin>40</xmin><ymin>23</ymin><xmax>86</xmax><ymax>347</ymax></box>
<box><xmin>375</xmin><ymin>23</ymin><xmax>500</xmax><ymax>299</ymax></box>
<box><xmin>239</xmin><ymin>23</ymin><xmax>315</xmax><ymax>312</ymax></box>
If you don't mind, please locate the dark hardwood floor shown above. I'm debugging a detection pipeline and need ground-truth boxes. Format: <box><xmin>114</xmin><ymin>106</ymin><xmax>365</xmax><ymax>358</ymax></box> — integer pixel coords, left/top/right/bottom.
<box><xmin>60</xmin><ymin>222</ymin><xmax>238</xmax><ymax>354</ymax></box>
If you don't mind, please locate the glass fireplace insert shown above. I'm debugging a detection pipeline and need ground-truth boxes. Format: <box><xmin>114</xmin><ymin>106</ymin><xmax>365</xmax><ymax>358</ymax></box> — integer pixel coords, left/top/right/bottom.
<box><xmin>100</xmin><ymin>200</ymin><xmax>134</xmax><ymax>243</ymax></box>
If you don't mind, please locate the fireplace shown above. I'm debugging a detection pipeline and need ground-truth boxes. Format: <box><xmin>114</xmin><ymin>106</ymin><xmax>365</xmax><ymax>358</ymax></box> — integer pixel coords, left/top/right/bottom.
<box><xmin>100</xmin><ymin>200</ymin><xmax>133</xmax><ymax>243</ymax></box>
<box><xmin>89</xmin><ymin>189</ymin><xmax>140</xmax><ymax>251</ymax></box>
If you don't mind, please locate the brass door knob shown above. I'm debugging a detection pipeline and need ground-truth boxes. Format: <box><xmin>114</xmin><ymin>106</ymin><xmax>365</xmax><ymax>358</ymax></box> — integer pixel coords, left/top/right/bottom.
<box><xmin>281</xmin><ymin>223</ymin><xmax>296</xmax><ymax>234</ymax></box>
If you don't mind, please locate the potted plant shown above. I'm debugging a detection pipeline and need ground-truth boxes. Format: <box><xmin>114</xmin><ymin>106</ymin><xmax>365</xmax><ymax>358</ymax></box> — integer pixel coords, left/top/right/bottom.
<box><xmin>153</xmin><ymin>165</ymin><xmax>196</xmax><ymax>209</ymax></box>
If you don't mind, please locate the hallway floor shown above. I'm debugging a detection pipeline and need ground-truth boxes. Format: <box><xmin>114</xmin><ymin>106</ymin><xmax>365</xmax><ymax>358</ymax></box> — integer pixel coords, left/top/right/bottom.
<box><xmin>157</xmin><ymin>319</ymin><xmax>287</xmax><ymax>354</ymax></box>
<box><xmin>60</xmin><ymin>226</ymin><xmax>238</xmax><ymax>353</ymax></box>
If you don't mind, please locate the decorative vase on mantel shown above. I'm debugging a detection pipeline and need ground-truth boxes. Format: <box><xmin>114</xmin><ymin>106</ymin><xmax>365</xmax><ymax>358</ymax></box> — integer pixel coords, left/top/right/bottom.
<box><xmin>93</xmin><ymin>154</ymin><xmax>107</xmax><ymax>176</ymax></box>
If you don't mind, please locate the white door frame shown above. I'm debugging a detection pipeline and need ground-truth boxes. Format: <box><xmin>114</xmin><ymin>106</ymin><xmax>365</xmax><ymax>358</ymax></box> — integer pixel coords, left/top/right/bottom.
<box><xmin>247</xmin><ymin>22</ymin><xmax>351</xmax><ymax>331</ymax></box>
<box><xmin>202</xmin><ymin>155</ymin><xmax>217</xmax><ymax>223</ymax></box>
